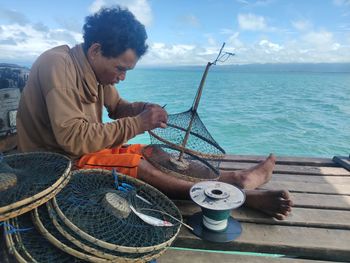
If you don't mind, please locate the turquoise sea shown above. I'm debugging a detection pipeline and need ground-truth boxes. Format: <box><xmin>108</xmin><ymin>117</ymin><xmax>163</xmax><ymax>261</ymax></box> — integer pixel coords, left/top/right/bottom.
<box><xmin>103</xmin><ymin>64</ymin><xmax>350</xmax><ymax>158</ymax></box>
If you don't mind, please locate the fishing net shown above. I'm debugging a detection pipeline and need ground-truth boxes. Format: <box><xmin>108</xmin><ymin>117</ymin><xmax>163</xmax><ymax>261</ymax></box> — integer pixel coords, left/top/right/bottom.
<box><xmin>143</xmin><ymin>44</ymin><xmax>234</xmax><ymax>182</ymax></box>
<box><xmin>3</xmin><ymin>212</ymin><xmax>85</xmax><ymax>263</ymax></box>
<box><xmin>144</xmin><ymin>44</ymin><xmax>233</xmax><ymax>182</ymax></box>
<box><xmin>50</xmin><ymin>169</ymin><xmax>181</xmax><ymax>258</ymax></box>
<box><xmin>0</xmin><ymin>152</ymin><xmax>71</xmax><ymax>221</ymax></box>
<box><xmin>144</xmin><ymin>84</ymin><xmax>226</xmax><ymax>181</ymax></box>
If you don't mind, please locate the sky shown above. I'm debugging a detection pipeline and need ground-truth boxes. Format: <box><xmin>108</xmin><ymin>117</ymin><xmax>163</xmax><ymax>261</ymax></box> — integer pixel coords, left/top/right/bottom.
<box><xmin>0</xmin><ymin>0</ymin><xmax>350</xmax><ymax>66</ymax></box>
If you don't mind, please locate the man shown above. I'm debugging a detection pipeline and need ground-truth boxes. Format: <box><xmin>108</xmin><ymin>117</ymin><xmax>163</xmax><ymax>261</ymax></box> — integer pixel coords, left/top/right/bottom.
<box><xmin>17</xmin><ymin>6</ymin><xmax>292</xmax><ymax>220</ymax></box>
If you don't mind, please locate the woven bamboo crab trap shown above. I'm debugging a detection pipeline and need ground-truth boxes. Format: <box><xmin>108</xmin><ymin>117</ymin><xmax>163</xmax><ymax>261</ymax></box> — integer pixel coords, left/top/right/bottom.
<box><xmin>3</xmin><ymin>212</ymin><xmax>86</xmax><ymax>263</ymax></box>
<box><xmin>31</xmin><ymin>169</ymin><xmax>180</xmax><ymax>262</ymax></box>
<box><xmin>0</xmin><ymin>152</ymin><xmax>72</xmax><ymax>221</ymax></box>
<box><xmin>143</xmin><ymin>43</ymin><xmax>234</xmax><ymax>182</ymax></box>
<box><xmin>2</xmin><ymin>169</ymin><xmax>182</xmax><ymax>262</ymax></box>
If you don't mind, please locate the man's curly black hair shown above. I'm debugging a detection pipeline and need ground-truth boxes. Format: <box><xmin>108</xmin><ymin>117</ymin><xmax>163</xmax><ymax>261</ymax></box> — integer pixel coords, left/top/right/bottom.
<box><xmin>83</xmin><ymin>6</ymin><xmax>148</xmax><ymax>58</ymax></box>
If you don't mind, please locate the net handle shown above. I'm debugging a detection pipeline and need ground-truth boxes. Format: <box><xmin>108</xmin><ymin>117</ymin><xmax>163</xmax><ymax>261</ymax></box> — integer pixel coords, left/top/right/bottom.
<box><xmin>179</xmin><ymin>43</ymin><xmax>226</xmax><ymax>161</ymax></box>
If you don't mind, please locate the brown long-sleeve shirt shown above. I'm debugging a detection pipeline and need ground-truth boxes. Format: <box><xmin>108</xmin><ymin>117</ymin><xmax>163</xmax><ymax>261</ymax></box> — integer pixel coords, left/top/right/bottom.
<box><xmin>17</xmin><ymin>44</ymin><xmax>145</xmax><ymax>159</ymax></box>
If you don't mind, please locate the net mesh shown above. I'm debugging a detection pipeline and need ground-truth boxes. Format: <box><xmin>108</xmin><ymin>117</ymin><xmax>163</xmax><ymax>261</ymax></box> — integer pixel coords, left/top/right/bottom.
<box><xmin>54</xmin><ymin>169</ymin><xmax>181</xmax><ymax>251</ymax></box>
<box><xmin>146</xmin><ymin>110</ymin><xmax>225</xmax><ymax>180</ymax></box>
<box><xmin>0</xmin><ymin>152</ymin><xmax>71</xmax><ymax>209</ymax></box>
<box><xmin>5</xmin><ymin>213</ymin><xmax>85</xmax><ymax>262</ymax></box>
<box><xmin>35</xmin><ymin>204</ymin><xmax>161</xmax><ymax>261</ymax></box>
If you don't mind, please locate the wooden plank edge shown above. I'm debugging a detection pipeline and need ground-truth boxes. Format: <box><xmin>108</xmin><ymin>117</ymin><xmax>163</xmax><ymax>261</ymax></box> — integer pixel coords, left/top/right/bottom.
<box><xmin>159</xmin><ymin>247</ymin><xmax>337</xmax><ymax>263</ymax></box>
<box><xmin>292</xmin><ymin>203</ymin><xmax>350</xmax><ymax>211</ymax></box>
<box><xmin>220</xmin><ymin>168</ymin><xmax>350</xmax><ymax>177</ymax></box>
<box><xmin>221</xmin><ymin>155</ymin><xmax>336</xmax><ymax>167</ymax></box>
<box><xmin>175</xmin><ymin>201</ymin><xmax>350</xmax><ymax>230</ymax></box>
<box><xmin>219</xmin><ymin>161</ymin><xmax>350</xmax><ymax>176</ymax></box>
<box><xmin>174</xmin><ymin>228</ymin><xmax>350</xmax><ymax>262</ymax></box>
<box><xmin>233</xmin><ymin>217</ymin><xmax>350</xmax><ymax>230</ymax></box>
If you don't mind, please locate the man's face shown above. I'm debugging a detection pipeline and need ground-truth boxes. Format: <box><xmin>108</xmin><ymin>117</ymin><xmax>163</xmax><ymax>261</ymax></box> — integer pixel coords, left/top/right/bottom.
<box><xmin>88</xmin><ymin>44</ymin><xmax>138</xmax><ymax>85</ymax></box>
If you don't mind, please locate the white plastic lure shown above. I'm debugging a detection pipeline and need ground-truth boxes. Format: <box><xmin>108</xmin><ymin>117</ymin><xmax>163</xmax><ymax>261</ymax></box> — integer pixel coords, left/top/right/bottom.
<box><xmin>129</xmin><ymin>205</ymin><xmax>173</xmax><ymax>227</ymax></box>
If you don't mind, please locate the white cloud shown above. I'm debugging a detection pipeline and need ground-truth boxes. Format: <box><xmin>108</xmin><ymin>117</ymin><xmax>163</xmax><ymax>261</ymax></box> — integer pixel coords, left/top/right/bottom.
<box><xmin>227</xmin><ymin>32</ymin><xmax>244</xmax><ymax>49</ymax></box>
<box><xmin>139</xmin><ymin>40</ymin><xmax>242</xmax><ymax>66</ymax></box>
<box><xmin>145</xmin><ymin>43</ymin><xmax>195</xmax><ymax>65</ymax></box>
<box><xmin>302</xmin><ymin>30</ymin><xmax>336</xmax><ymax>51</ymax></box>
<box><xmin>206</xmin><ymin>35</ymin><xmax>217</xmax><ymax>46</ymax></box>
<box><xmin>220</xmin><ymin>28</ymin><xmax>235</xmax><ymax>35</ymax></box>
<box><xmin>0</xmin><ymin>24</ymin><xmax>82</xmax><ymax>64</ymax></box>
<box><xmin>0</xmin><ymin>6</ymin><xmax>349</xmax><ymax>67</ymax></box>
<box><xmin>238</xmin><ymin>13</ymin><xmax>267</xmax><ymax>31</ymax></box>
<box><xmin>259</xmin><ymin>39</ymin><xmax>283</xmax><ymax>52</ymax></box>
<box><xmin>236</xmin><ymin>0</ymin><xmax>249</xmax><ymax>4</ymax></box>
<box><xmin>135</xmin><ymin>27</ymin><xmax>350</xmax><ymax>65</ymax></box>
<box><xmin>292</xmin><ymin>19</ymin><xmax>312</xmax><ymax>31</ymax></box>
<box><xmin>333</xmin><ymin>0</ymin><xmax>350</xmax><ymax>6</ymax></box>
<box><xmin>140</xmin><ymin>42</ymin><xmax>209</xmax><ymax>65</ymax></box>
<box><xmin>332</xmin><ymin>43</ymin><xmax>341</xmax><ymax>50</ymax></box>
<box><xmin>236</xmin><ymin>0</ymin><xmax>273</xmax><ymax>7</ymax></box>
<box><xmin>181</xmin><ymin>15</ymin><xmax>200</xmax><ymax>27</ymax></box>
<box><xmin>0</xmin><ymin>8</ymin><xmax>29</xmax><ymax>25</ymax></box>
<box><xmin>90</xmin><ymin>0</ymin><xmax>105</xmax><ymax>13</ymax></box>
<box><xmin>89</xmin><ymin>0</ymin><xmax>153</xmax><ymax>26</ymax></box>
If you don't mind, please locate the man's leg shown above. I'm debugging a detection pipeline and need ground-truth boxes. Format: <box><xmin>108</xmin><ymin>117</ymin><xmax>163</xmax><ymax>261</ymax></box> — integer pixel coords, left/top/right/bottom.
<box><xmin>146</xmin><ymin>145</ymin><xmax>276</xmax><ymax>190</ymax></box>
<box><xmin>137</xmin><ymin>158</ymin><xmax>193</xmax><ymax>199</ymax></box>
<box><xmin>137</xmin><ymin>156</ymin><xmax>293</xmax><ymax>219</ymax></box>
<box><xmin>219</xmin><ymin>154</ymin><xmax>276</xmax><ymax>190</ymax></box>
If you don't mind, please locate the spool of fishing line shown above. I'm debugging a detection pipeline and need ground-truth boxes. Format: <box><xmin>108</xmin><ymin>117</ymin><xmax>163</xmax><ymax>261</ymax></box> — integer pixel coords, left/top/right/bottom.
<box><xmin>188</xmin><ymin>181</ymin><xmax>245</xmax><ymax>243</ymax></box>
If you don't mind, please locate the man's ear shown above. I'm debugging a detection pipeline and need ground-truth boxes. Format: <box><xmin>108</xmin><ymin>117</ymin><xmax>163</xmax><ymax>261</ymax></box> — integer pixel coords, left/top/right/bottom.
<box><xmin>87</xmin><ymin>43</ymin><xmax>102</xmax><ymax>60</ymax></box>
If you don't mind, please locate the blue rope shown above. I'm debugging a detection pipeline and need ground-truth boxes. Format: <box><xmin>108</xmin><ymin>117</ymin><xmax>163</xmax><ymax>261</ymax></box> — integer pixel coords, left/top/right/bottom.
<box><xmin>0</xmin><ymin>222</ymin><xmax>33</xmax><ymax>235</ymax></box>
<box><xmin>112</xmin><ymin>168</ymin><xmax>119</xmax><ymax>189</ymax></box>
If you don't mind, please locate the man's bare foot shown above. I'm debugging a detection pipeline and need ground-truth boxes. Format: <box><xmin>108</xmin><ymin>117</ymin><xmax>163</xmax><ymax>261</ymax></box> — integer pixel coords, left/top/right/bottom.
<box><xmin>219</xmin><ymin>154</ymin><xmax>276</xmax><ymax>190</ymax></box>
<box><xmin>244</xmin><ymin>189</ymin><xmax>293</xmax><ymax>220</ymax></box>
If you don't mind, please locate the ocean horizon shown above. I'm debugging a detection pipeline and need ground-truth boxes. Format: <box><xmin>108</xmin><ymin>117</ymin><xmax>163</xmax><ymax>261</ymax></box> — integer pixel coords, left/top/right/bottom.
<box><xmin>105</xmin><ymin>63</ymin><xmax>349</xmax><ymax>158</ymax></box>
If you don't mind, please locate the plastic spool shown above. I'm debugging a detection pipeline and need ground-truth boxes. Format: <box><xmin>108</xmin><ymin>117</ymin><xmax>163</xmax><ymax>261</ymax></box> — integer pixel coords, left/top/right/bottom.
<box><xmin>188</xmin><ymin>181</ymin><xmax>245</xmax><ymax>243</ymax></box>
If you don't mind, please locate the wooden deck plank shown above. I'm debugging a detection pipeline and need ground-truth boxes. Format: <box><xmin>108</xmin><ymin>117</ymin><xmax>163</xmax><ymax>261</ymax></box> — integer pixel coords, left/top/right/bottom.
<box><xmin>291</xmin><ymin>192</ymin><xmax>350</xmax><ymax>210</ymax></box>
<box><xmin>271</xmin><ymin>174</ymin><xmax>350</xmax><ymax>184</ymax></box>
<box><xmin>158</xmin><ymin>248</ymin><xmax>336</xmax><ymax>263</ymax></box>
<box><xmin>220</xmin><ymin>162</ymin><xmax>350</xmax><ymax>176</ymax></box>
<box><xmin>174</xmin><ymin>223</ymin><xmax>350</xmax><ymax>261</ymax></box>
<box><xmin>175</xmin><ymin>201</ymin><xmax>350</xmax><ymax>229</ymax></box>
<box><xmin>261</xmin><ymin>180</ymin><xmax>350</xmax><ymax>195</ymax></box>
<box><xmin>234</xmin><ymin>207</ymin><xmax>350</xmax><ymax>229</ymax></box>
<box><xmin>223</xmin><ymin>155</ymin><xmax>336</xmax><ymax>167</ymax></box>
<box><xmin>170</xmin><ymin>155</ymin><xmax>350</xmax><ymax>262</ymax></box>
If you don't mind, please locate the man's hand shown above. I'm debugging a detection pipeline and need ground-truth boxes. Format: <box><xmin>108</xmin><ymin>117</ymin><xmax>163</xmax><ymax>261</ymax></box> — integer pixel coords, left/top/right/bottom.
<box><xmin>138</xmin><ymin>103</ymin><xmax>168</xmax><ymax>131</ymax></box>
